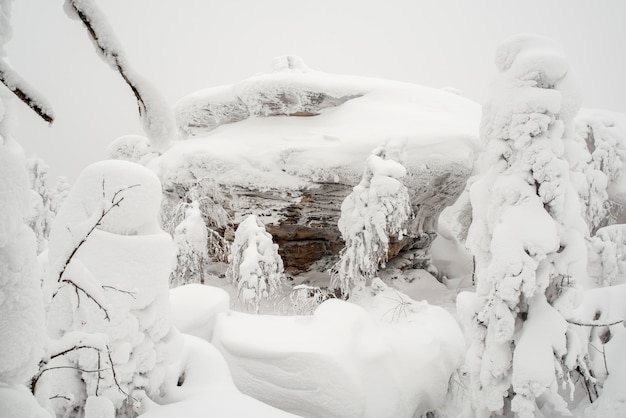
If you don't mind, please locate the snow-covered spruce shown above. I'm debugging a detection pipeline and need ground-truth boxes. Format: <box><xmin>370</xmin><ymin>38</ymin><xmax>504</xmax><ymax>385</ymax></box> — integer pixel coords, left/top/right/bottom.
<box><xmin>0</xmin><ymin>92</ymin><xmax>46</xmax><ymax>391</ymax></box>
<box><xmin>0</xmin><ymin>11</ymin><xmax>47</xmax><ymax>410</ymax></box>
<box><xmin>42</xmin><ymin>160</ymin><xmax>181</xmax><ymax>417</ymax></box>
<box><xmin>227</xmin><ymin>215</ymin><xmax>285</xmax><ymax>314</ymax></box>
<box><xmin>159</xmin><ymin>178</ymin><xmax>230</xmax><ymax>264</ymax></box>
<box><xmin>463</xmin><ymin>34</ymin><xmax>592</xmax><ymax>417</ymax></box>
<box><xmin>331</xmin><ymin>144</ymin><xmax>412</xmax><ymax>297</ymax></box>
<box><xmin>170</xmin><ymin>201</ymin><xmax>209</xmax><ymax>287</ymax></box>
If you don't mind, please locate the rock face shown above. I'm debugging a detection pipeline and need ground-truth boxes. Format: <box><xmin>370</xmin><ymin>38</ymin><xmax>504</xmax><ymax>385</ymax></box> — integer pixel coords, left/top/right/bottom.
<box><xmin>153</xmin><ymin>57</ymin><xmax>481</xmax><ymax>277</ymax></box>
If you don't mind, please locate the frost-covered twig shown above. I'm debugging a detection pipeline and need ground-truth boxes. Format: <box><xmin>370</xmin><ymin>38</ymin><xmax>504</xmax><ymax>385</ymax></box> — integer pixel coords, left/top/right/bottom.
<box><xmin>0</xmin><ymin>58</ymin><xmax>54</xmax><ymax>123</ymax></box>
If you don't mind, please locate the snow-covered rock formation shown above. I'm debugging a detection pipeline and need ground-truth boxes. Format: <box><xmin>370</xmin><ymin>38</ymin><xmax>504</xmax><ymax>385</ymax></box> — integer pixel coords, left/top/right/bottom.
<box><xmin>149</xmin><ymin>57</ymin><xmax>481</xmax><ymax>276</ymax></box>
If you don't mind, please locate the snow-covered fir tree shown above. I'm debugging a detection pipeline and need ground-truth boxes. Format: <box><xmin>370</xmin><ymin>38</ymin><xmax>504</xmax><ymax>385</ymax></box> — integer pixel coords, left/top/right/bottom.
<box><xmin>160</xmin><ymin>178</ymin><xmax>231</xmax><ymax>264</ymax></box>
<box><xmin>0</xmin><ymin>2</ymin><xmax>48</xmax><ymax>414</ymax></box>
<box><xmin>227</xmin><ymin>214</ymin><xmax>285</xmax><ymax>314</ymax></box>
<box><xmin>331</xmin><ymin>145</ymin><xmax>412</xmax><ymax>297</ymax></box>
<box><xmin>170</xmin><ymin>200</ymin><xmax>209</xmax><ymax>287</ymax></box>
<box><xmin>464</xmin><ymin>34</ymin><xmax>592</xmax><ymax>417</ymax></box>
<box><xmin>42</xmin><ymin>160</ymin><xmax>181</xmax><ymax>417</ymax></box>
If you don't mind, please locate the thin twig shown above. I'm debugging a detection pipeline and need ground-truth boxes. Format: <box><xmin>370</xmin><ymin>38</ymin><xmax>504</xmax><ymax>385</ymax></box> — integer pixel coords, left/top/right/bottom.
<box><xmin>49</xmin><ymin>395</ymin><xmax>73</xmax><ymax>403</ymax></box>
<box><xmin>107</xmin><ymin>347</ymin><xmax>137</xmax><ymax>403</ymax></box>
<box><xmin>101</xmin><ymin>285</ymin><xmax>136</xmax><ymax>299</ymax></box>
<box><xmin>566</xmin><ymin>318</ymin><xmax>624</xmax><ymax>327</ymax></box>
<box><xmin>60</xmin><ymin>278</ymin><xmax>110</xmax><ymax>321</ymax></box>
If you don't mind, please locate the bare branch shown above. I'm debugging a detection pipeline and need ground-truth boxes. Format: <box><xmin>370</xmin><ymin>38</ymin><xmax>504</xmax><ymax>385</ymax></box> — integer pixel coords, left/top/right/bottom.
<box><xmin>107</xmin><ymin>346</ymin><xmax>136</xmax><ymax>403</ymax></box>
<box><xmin>60</xmin><ymin>278</ymin><xmax>110</xmax><ymax>321</ymax></box>
<box><xmin>0</xmin><ymin>60</ymin><xmax>54</xmax><ymax>124</ymax></box>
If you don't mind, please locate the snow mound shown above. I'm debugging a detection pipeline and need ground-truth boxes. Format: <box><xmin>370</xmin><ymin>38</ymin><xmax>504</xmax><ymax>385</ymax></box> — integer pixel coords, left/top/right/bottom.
<box><xmin>169</xmin><ymin>284</ymin><xmax>230</xmax><ymax>341</ymax></box>
<box><xmin>0</xmin><ymin>384</ymin><xmax>50</xmax><ymax>418</ymax></box>
<box><xmin>140</xmin><ymin>334</ymin><xmax>299</xmax><ymax>418</ymax></box>
<box><xmin>212</xmin><ymin>281</ymin><xmax>465</xmax><ymax>418</ymax></box>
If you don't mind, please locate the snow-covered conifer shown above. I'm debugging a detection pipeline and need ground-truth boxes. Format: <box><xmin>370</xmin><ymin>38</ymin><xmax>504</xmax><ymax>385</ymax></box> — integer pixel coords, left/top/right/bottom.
<box><xmin>42</xmin><ymin>160</ymin><xmax>181</xmax><ymax>417</ymax></box>
<box><xmin>0</xmin><ymin>1</ymin><xmax>46</xmax><ymax>405</ymax></box>
<box><xmin>227</xmin><ymin>215</ymin><xmax>285</xmax><ymax>313</ymax></box>
<box><xmin>170</xmin><ymin>201</ymin><xmax>209</xmax><ymax>287</ymax></box>
<box><xmin>465</xmin><ymin>34</ymin><xmax>591</xmax><ymax>417</ymax></box>
<box><xmin>0</xmin><ymin>94</ymin><xmax>46</xmax><ymax>390</ymax></box>
<box><xmin>331</xmin><ymin>145</ymin><xmax>412</xmax><ymax>297</ymax></box>
<box><xmin>161</xmin><ymin>178</ymin><xmax>231</xmax><ymax>263</ymax></box>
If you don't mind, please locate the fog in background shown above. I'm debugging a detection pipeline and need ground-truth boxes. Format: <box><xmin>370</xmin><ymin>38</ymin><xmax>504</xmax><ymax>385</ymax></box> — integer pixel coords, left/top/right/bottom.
<box><xmin>5</xmin><ymin>0</ymin><xmax>626</xmax><ymax>181</ymax></box>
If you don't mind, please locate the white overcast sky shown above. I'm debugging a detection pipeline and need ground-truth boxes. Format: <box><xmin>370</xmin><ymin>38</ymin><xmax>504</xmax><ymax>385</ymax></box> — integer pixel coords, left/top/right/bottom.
<box><xmin>5</xmin><ymin>0</ymin><xmax>626</xmax><ymax>180</ymax></box>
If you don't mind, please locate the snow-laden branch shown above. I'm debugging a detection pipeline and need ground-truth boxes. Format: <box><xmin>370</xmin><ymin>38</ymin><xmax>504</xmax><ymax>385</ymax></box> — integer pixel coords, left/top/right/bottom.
<box><xmin>65</xmin><ymin>0</ymin><xmax>175</xmax><ymax>151</ymax></box>
<box><xmin>0</xmin><ymin>53</ymin><xmax>54</xmax><ymax>124</ymax></box>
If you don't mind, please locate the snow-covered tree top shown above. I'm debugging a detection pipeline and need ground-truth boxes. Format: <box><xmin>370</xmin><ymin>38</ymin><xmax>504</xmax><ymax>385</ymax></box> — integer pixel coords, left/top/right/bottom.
<box><xmin>152</xmin><ymin>58</ymin><xmax>481</xmax><ymax>190</ymax></box>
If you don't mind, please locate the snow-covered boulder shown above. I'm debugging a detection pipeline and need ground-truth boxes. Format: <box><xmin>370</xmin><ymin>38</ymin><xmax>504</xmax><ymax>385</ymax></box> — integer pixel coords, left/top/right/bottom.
<box><xmin>139</xmin><ymin>333</ymin><xmax>299</xmax><ymax>418</ymax></box>
<box><xmin>211</xmin><ymin>281</ymin><xmax>465</xmax><ymax>418</ymax></box>
<box><xmin>150</xmin><ymin>58</ymin><xmax>481</xmax><ymax>275</ymax></box>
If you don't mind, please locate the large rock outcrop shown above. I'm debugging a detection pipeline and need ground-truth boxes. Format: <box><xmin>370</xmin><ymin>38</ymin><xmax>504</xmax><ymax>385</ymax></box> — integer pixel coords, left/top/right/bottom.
<box><xmin>150</xmin><ymin>57</ymin><xmax>481</xmax><ymax>276</ymax></box>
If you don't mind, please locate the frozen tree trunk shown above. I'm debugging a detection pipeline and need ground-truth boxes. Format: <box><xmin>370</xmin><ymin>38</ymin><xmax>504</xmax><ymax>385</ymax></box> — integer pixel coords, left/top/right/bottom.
<box><xmin>465</xmin><ymin>34</ymin><xmax>591</xmax><ymax>417</ymax></box>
